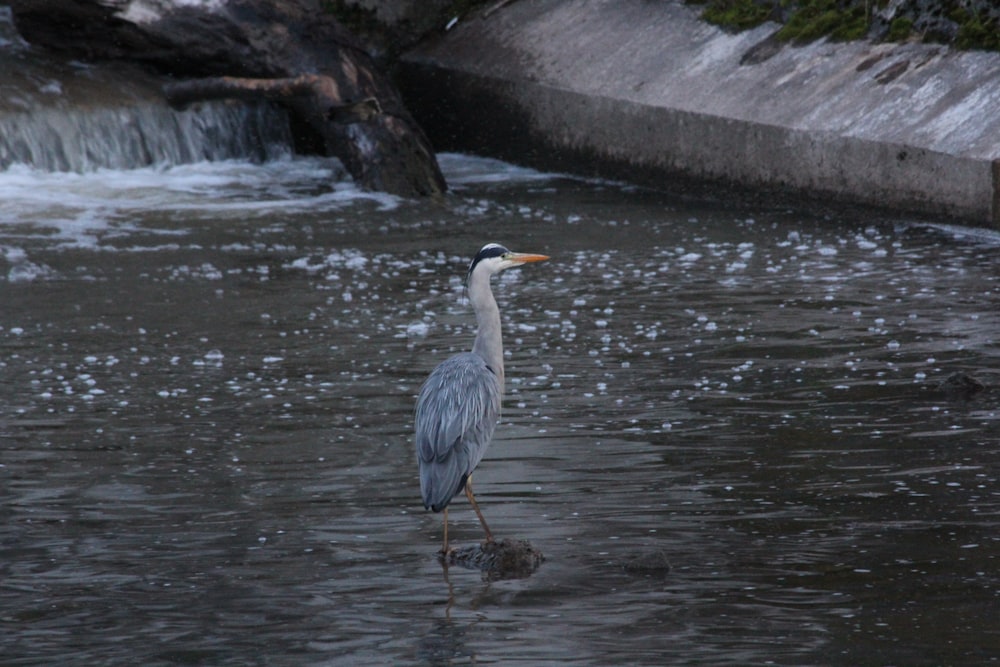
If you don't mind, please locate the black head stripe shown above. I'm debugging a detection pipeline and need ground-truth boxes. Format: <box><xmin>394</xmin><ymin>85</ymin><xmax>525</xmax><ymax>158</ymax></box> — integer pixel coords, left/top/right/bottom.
<box><xmin>466</xmin><ymin>243</ymin><xmax>509</xmax><ymax>281</ymax></box>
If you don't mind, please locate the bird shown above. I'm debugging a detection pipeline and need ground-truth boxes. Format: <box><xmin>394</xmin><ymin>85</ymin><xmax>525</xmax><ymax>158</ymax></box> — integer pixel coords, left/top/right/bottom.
<box><xmin>414</xmin><ymin>243</ymin><xmax>549</xmax><ymax>554</ymax></box>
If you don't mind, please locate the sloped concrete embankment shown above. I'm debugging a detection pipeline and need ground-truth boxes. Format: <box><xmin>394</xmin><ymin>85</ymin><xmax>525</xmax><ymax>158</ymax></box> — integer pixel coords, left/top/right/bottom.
<box><xmin>400</xmin><ymin>0</ymin><xmax>1000</xmax><ymax>227</ymax></box>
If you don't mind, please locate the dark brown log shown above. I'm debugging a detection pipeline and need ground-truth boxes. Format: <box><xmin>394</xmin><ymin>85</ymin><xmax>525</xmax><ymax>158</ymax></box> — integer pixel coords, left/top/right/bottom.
<box><xmin>164</xmin><ymin>75</ymin><xmax>337</xmax><ymax>107</ymax></box>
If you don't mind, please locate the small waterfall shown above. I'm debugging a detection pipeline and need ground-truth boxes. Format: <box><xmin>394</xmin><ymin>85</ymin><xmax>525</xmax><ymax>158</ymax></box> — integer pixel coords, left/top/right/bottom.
<box><xmin>0</xmin><ymin>8</ymin><xmax>294</xmax><ymax>173</ymax></box>
<box><xmin>0</xmin><ymin>101</ymin><xmax>294</xmax><ymax>172</ymax></box>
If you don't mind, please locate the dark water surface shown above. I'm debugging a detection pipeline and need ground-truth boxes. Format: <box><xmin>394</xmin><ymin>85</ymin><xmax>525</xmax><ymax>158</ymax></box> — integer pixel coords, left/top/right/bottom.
<box><xmin>1</xmin><ymin>155</ymin><xmax>998</xmax><ymax>665</ymax></box>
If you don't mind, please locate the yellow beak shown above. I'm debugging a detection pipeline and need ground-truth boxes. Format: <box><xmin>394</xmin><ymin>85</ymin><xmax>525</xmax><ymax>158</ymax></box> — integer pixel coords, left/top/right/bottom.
<box><xmin>508</xmin><ymin>252</ymin><xmax>550</xmax><ymax>264</ymax></box>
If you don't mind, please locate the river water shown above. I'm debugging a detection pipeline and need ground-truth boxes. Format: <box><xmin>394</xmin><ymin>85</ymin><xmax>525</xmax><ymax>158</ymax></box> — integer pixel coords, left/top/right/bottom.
<box><xmin>1</xmin><ymin>152</ymin><xmax>998</xmax><ymax>665</ymax></box>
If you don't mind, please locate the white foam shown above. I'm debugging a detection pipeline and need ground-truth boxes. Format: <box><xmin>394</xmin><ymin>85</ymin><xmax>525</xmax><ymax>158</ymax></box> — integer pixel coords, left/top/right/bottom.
<box><xmin>3</xmin><ymin>245</ymin><xmax>56</xmax><ymax>282</ymax></box>
<box><xmin>905</xmin><ymin>221</ymin><xmax>1000</xmax><ymax>246</ymax></box>
<box><xmin>438</xmin><ymin>153</ymin><xmax>563</xmax><ymax>186</ymax></box>
<box><xmin>405</xmin><ymin>322</ymin><xmax>430</xmax><ymax>338</ymax></box>
<box><xmin>0</xmin><ymin>157</ymin><xmax>393</xmax><ymax>251</ymax></box>
<box><xmin>118</xmin><ymin>0</ymin><xmax>226</xmax><ymax>24</ymax></box>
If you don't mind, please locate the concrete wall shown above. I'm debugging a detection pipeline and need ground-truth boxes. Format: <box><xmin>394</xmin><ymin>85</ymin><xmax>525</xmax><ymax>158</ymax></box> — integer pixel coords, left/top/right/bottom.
<box><xmin>399</xmin><ymin>0</ymin><xmax>1000</xmax><ymax>227</ymax></box>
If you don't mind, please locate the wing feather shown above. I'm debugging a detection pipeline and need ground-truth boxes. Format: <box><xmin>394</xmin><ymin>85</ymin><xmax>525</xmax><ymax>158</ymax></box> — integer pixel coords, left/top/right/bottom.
<box><xmin>414</xmin><ymin>353</ymin><xmax>502</xmax><ymax>512</ymax></box>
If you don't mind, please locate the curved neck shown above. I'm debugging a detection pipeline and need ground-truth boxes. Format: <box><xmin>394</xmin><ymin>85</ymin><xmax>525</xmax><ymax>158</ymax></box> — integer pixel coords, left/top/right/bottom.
<box><xmin>468</xmin><ymin>269</ymin><xmax>505</xmax><ymax>389</ymax></box>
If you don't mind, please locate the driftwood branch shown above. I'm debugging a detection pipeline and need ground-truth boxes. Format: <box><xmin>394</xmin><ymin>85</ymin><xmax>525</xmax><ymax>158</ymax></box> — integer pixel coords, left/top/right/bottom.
<box><xmin>166</xmin><ymin>75</ymin><xmax>383</xmax><ymax>124</ymax></box>
<box><xmin>166</xmin><ymin>74</ymin><xmax>325</xmax><ymax>107</ymax></box>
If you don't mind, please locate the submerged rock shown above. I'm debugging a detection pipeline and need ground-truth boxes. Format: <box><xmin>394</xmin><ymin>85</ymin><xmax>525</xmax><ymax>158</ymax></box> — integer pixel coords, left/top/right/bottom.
<box><xmin>935</xmin><ymin>372</ymin><xmax>987</xmax><ymax>400</ymax></box>
<box><xmin>444</xmin><ymin>538</ymin><xmax>544</xmax><ymax>580</ymax></box>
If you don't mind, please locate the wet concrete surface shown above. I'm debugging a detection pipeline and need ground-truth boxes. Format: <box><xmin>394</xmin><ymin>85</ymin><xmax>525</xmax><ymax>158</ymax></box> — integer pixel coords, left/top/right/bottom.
<box><xmin>401</xmin><ymin>0</ymin><xmax>1000</xmax><ymax>226</ymax></box>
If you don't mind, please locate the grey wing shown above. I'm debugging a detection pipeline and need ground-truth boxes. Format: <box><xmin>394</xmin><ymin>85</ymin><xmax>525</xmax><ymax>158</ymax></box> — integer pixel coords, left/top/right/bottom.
<box><xmin>414</xmin><ymin>352</ymin><xmax>502</xmax><ymax>512</ymax></box>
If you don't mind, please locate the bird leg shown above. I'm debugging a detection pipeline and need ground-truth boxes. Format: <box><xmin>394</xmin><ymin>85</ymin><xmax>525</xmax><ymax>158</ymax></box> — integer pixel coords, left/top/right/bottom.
<box><xmin>464</xmin><ymin>478</ymin><xmax>494</xmax><ymax>543</ymax></box>
<box><xmin>440</xmin><ymin>508</ymin><xmax>450</xmax><ymax>555</ymax></box>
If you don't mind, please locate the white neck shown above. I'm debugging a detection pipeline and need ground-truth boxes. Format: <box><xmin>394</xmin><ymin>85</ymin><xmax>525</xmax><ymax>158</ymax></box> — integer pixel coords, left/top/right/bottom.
<box><xmin>468</xmin><ymin>267</ymin><xmax>504</xmax><ymax>390</ymax></box>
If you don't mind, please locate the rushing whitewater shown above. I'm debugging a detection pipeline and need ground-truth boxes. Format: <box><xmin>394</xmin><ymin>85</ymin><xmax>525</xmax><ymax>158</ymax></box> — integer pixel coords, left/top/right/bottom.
<box><xmin>0</xmin><ymin>9</ymin><xmax>292</xmax><ymax>174</ymax></box>
<box><xmin>0</xmin><ymin>101</ymin><xmax>293</xmax><ymax>172</ymax></box>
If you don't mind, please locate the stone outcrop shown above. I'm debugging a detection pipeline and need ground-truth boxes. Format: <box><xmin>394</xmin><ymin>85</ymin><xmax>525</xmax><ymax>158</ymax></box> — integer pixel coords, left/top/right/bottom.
<box><xmin>9</xmin><ymin>0</ymin><xmax>446</xmax><ymax>197</ymax></box>
<box><xmin>445</xmin><ymin>538</ymin><xmax>544</xmax><ymax>580</ymax></box>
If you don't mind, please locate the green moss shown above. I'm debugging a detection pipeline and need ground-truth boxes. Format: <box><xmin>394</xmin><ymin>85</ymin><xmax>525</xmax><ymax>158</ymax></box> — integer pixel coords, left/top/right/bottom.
<box><xmin>886</xmin><ymin>16</ymin><xmax>913</xmax><ymax>42</ymax></box>
<box><xmin>689</xmin><ymin>0</ymin><xmax>999</xmax><ymax>52</ymax></box>
<box><xmin>947</xmin><ymin>7</ymin><xmax>968</xmax><ymax>25</ymax></box>
<box><xmin>775</xmin><ymin>0</ymin><xmax>869</xmax><ymax>43</ymax></box>
<box><xmin>953</xmin><ymin>9</ymin><xmax>1000</xmax><ymax>52</ymax></box>
<box><xmin>693</xmin><ymin>0</ymin><xmax>773</xmax><ymax>31</ymax></box>
<box><xmin>828</xmin><ymin>8</ymin><xmax>869</xmax><ymax>40</ymax></box>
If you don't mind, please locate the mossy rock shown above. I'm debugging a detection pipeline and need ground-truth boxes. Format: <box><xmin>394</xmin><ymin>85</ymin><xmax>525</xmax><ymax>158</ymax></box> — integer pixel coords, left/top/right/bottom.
<box><xmin>690</xmin><ymin>0</ymin><xmax>773</xmax><ymax>32</ymax></box>
<box><xmin>693</xmin><ymin>0</ymin><xmax>1000</xmax><ymax>52</ymax></box>
<box><xmin>775</xmin><ymin>1</ymin><xmax>869</xmax><ymax>43</ymax></box>
<box><xmin>444</xmin><ymin>538</ymin><xmax>544</xmax><ymax>580</ymax></box>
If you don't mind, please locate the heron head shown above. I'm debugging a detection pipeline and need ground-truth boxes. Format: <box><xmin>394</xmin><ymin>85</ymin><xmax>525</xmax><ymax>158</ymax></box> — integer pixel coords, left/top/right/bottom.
<box><xmin>466</xmin><ymin>243</ymin><xmax>549</xmax><ymax>283</ymax></box>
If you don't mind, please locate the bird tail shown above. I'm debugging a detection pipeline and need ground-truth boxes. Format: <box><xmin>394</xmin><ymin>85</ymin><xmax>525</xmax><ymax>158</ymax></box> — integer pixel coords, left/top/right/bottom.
<box><xmin>421</xmin><ymin>466</ymin><xmax>468</xmax><ymax>513</ymax></box>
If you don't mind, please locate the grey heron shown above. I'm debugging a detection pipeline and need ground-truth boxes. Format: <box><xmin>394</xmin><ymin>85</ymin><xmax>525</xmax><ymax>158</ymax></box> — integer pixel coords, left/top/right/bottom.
<box><xmin>415</xmin><ymin>243</ymin><xmax>549</xmax><ymax>554</ymax></box>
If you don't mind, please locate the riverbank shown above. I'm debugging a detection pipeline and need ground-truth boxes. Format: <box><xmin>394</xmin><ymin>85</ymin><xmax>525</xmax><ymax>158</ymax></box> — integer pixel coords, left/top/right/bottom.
<box><xmin>398</xmin><ymin>0</ymin><xmax>1000</xmax><ymax>227</ymax></box>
